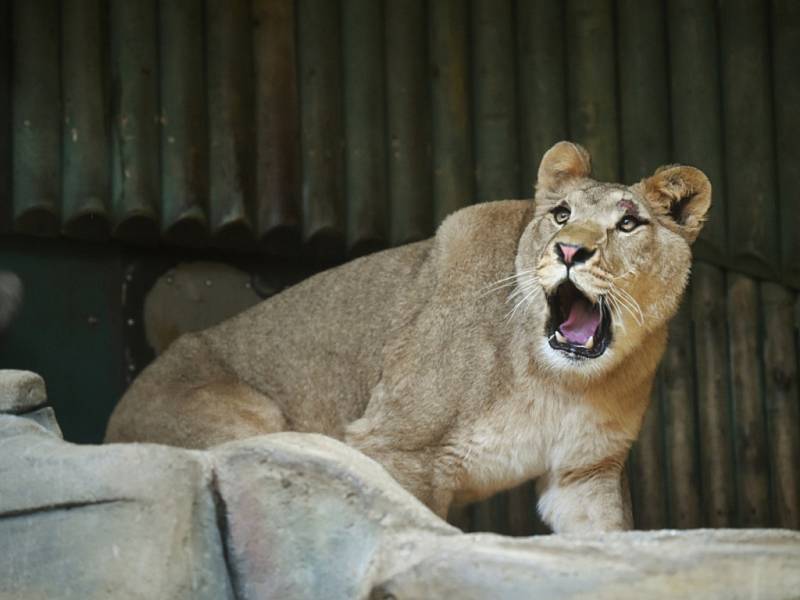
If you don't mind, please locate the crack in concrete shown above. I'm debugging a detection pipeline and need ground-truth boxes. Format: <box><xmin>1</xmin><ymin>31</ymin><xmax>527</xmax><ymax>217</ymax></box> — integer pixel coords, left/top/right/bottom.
<box><xmin>210</xmin><ymin>469</ymin><xmax>243</xmax><ymax>600</ymax></box>
<box><xmin>0</xmin><ymin>497</ymin><xmax>135</xmax><ymax>520</ymax></box>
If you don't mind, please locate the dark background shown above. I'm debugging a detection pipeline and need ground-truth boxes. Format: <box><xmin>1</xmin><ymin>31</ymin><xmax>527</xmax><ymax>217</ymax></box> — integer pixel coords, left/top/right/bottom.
<box><xmin>0</xmin><ymin>0</ymin><xmax>798</xmax><ymax>534</ymax></box>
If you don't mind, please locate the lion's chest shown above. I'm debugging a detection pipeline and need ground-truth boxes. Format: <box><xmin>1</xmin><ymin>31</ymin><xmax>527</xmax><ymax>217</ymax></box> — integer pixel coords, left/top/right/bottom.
<box><xmin>453</xmin><ymin>389</ymin><xmax>600</xmax><ymax>503</ymax></box>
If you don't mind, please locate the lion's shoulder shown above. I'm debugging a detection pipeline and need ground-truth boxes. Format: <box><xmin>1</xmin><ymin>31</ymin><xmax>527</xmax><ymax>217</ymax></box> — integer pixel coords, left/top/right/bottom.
<box><xmin>424</xmin><ymin>200</ymin><xmax>533</xmax><ymax>296</ymax></box>
<box><xmin>434</xmin><ymin>200</ymin><xmax>532</xmax><ymax>265</ymax></box>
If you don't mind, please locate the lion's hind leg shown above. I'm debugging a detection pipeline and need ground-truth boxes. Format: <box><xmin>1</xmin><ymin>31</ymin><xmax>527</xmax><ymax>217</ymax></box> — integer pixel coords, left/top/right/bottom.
<box><xmin>174</xmin><ymin>379</ymin><xmax>288</xmax><ymax>448</ymax></box>
<box><xmin>106</xmin><ymin>378</ymin><xmax>287</xmax><ymax>449</ymax></box>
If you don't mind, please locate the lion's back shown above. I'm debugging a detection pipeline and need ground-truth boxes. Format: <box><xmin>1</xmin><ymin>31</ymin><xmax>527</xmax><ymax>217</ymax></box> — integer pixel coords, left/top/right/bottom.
<box><xmin>200</xmin><ymin>239</ymin><xmax>436</xmax><ymax>426</ymax></box>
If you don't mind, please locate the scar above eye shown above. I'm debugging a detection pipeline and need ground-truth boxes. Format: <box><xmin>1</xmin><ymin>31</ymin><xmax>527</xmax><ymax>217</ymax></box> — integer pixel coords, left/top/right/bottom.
<box><xmin>618</xmin><ymin>198</ymin><xmax>639</xmax><ymax>217</ymax></box>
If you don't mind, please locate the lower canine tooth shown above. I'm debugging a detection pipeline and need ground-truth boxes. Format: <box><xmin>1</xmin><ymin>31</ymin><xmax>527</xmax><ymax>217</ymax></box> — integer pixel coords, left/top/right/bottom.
<box><xmin>555</xmin><ymin>330</ymin><xmax>567</xmax><ymax>344</ymax></box>
<box><xmin>584</xmin><ymin>335</ymin><xmax>595</xmax><ymax>350</ymax></box>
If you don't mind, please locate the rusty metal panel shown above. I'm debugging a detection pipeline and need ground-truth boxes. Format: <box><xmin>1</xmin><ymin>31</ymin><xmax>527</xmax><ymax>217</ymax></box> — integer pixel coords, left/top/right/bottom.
<box><xmin>160</xmin><ymin>0</ymin><xmax>209</xmax><ymax>246</ymax></box>
<box><xmin>253</xmin><ymin>0</ymin><xmax>301</xmax><ymax>255</ymax></box>
<box><xmin>430</xmin><ymin>0</ymin><xmax>473</xmax><ymax>227</ymax></box>
<box><xmin>1</xmin><ymin>0</ymin><xmax>796</xmax><ymax>286</ymax></box>
<box><xmin>0</xmin><ymin>0</ymin><xmax>10</xmax><ymax>233</ymax></box>
<box><xmin>110</xmin><ymin>0</ymin><xmax>160</xmax><ymax>245</ymax></box>
<box><xmin>516</xmin><ymin>0</ymin><xmax>567</xmax><ymax>197</ymax></box>
<box><xmin>719</xmin><ymin>0</ymin><xmax>779</xmax><ymax>279</ymax></box>
<box><xmin>565</xmin><ymin>0</ymin><xmax>620</xmax><ymax>182</ymax></box>
<box><xmin>667</xmin><ymin>0</ymin><xmax>727</xmax><ymax>264</ymax></box>
<box><xmin>772</xmin><ymin>0</ymin><xmax>800</xmax><ymax>288</ymax></box>
<box><xmin>61</xmin><ymin>0</ymin><xmax>111</xmax><ymax>241</ymax></box>
<box><xmin>386</xmin><ymin>0</ymin><xmax>432</xmax><ymax>246</ymax></box>
<box><xmin>343</xmin><ymin>0</ymin><xmax>388</xmax><ymax>256</ymax></box>
<box><xmin>12</xmin><ymin>0</ymin><xmax>61</xmax><ymax>236</ymax></box>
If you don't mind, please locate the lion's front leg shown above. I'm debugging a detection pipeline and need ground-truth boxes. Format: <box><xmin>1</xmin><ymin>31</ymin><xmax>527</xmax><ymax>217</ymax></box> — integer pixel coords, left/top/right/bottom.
<box><xmin>536</xmin><ymin>466</ymin><xmax>631</xmax><ymax>534</ymax></box>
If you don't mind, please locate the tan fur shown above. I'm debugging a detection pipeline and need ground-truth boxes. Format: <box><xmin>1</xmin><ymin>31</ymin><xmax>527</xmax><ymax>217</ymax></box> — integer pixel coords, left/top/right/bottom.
<box><xmin>105</xmin><ymin>141</ymin><xmax>711</xmax><ymax>533</ymax></box>
<box><xmin>558</xmin><ymin>448</ymin><xmax>628</xmax><ymax>488</ymax></box>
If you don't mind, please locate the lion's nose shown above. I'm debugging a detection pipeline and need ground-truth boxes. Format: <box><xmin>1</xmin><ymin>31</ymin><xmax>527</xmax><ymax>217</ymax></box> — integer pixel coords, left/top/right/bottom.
<box><xmin>556</xmin><ymin>242</ymin><xmax>595</xmax><ymax>266</ymax></box>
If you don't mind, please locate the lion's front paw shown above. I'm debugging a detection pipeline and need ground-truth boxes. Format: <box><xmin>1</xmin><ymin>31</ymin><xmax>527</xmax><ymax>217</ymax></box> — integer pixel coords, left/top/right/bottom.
<box><xmin>537</xmin><ymin>475</ymin><xmax>628</xmax><ymax>534</ymax></box>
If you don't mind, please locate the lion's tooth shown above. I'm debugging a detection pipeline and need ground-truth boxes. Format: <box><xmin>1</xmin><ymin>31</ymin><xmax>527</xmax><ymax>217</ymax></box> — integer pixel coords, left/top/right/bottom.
<box><xmin>584</xmin><ymin>335</ymin><xmax>595</xmax><ymax>350</ymax></box>
<box><xmin>555</xmin><ymin>330</ymin><xmax>567</xmax><ymax>344</ymax></box>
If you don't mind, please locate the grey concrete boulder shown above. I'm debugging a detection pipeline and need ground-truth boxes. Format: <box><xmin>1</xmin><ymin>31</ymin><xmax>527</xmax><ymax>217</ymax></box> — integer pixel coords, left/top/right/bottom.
<box><xmin>374</xmin><ymin>529</ymin><xmax>800</xmax><ymax>600</ymax></box>
<box><xmin>0</xmin><ymin>369</ymin><xmax>47</xmax><ymax>413</ymax></box>
<box><xmin>0</xmin><ymin>413</ymin><xmax>234</xmax><ymax>599</ymax></box>
<box><xmin>1</xmin><ymin>369</ymin><xmax>799</xmax><ymax>600</ymax></box>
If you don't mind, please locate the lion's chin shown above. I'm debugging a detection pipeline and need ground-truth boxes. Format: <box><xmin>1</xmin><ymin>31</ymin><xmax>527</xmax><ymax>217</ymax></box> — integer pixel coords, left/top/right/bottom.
<box><xmin>545</xmin><ymin>280</ymin><xmax>612</xmax><ymax>360</ymax></box>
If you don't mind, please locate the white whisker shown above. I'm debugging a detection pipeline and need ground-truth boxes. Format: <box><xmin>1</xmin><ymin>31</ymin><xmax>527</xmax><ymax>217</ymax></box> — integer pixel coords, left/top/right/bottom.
<box><xmin>479</xmin><ymin>269</ymin><xmax>539</xmax><ymax>298</ymax></box>
<box><xmin>506</xmin><ymin>284</ymin><xmax>542</xmax><ymax>322</ymax></box>
<box><xmin>613</xmin><ymin>286</ymin><xmax>644</xmax><ymax>323</ymax></box>
<box><xmin>604</xmin><ymin>294</ymin><xmax>627</xmax><ymax>332</ymax></box>
<box><xmin>608</xmin><ymin>288</ymin><xmax>643</xmax><ymax>326</ymax></box>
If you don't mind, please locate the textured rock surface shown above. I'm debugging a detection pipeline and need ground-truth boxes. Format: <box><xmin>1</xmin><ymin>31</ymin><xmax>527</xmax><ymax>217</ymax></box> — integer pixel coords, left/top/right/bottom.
<box><xmin>0</xmin><ymin>369</ymin><xmax>47</xmax><ymax>413</ymax></box>
<box><xmin>0</xmin><ymin>415</ymin><xmax>234</xmax><ymax>600</ymax></box>
<box><xmin>2</xmin><ymin>369</ymin><xmax>799</xmax><ymax>600</ymax></box>
<box><xmin>374</xmin><ymin>529</ymin><xmax>800</xmax><ymax>600</ymax></box>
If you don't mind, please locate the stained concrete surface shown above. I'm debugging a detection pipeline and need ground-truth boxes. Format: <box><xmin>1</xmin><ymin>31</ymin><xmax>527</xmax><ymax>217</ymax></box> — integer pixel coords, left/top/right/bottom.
<box><xmin>2</xmin><ymin>370</ymin><xmax>798</xmax><ymax>600</ymax></box>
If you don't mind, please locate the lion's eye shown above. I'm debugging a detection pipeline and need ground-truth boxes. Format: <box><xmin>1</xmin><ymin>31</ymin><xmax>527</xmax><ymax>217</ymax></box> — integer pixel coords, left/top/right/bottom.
<box><xmin>617</xmin><ymin>215</ymin><xmax>642</xmax><ymax>232</ymax></box>
<box><xmin>552</xmin><ymin>206</ymin><xmax>571</xmax><ymax>225</ymax></box>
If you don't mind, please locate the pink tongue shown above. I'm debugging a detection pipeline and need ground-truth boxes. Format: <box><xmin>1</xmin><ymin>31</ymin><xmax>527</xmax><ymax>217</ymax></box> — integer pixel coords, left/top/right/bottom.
<box><xmin>559</xmin><ymin>297</ymin><xmax>602</xmax><ymax>345</ymax></box>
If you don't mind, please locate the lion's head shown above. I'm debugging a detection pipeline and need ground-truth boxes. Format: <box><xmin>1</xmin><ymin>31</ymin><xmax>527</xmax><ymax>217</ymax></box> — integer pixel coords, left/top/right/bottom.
<box><xmin>515</xmin><ymin>141</ymin><xmax>711</xmax><ymax>379</ymax></box>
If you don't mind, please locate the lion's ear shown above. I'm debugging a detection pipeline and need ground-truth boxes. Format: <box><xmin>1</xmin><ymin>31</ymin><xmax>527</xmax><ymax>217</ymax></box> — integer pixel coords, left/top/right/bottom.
<box><xmin>640</xmin><ymin>165</ymin><xmax>712</xmax><ymax>243</ymax></box>
<box><xmin>536</xmin><ymin>141</ymin><xmax>592</xmax><ymax>193</ymax></box>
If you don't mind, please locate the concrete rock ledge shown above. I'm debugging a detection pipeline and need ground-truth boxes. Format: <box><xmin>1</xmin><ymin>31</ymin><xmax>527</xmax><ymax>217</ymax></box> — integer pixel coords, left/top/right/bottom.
<box><xmin>0</xmin><ymin>369</ymin><xmax>48</xmax><ymax>413</ymax></box>
<box><xmin>1</xmin><ymin>369</ymin><xmax>799</xmax><ymax>600</ymax></box>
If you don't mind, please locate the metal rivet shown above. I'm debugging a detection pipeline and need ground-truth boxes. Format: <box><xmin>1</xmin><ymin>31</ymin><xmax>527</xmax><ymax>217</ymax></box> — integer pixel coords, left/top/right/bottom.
<box><xmin>205</xmin><ymin>279</ymin><xmax>212</xmax><ymax>287</ymax></box>
<box><xmin>127</xmin><ymin>318</ymin><xmax>135</xmax><ymax>326</ymax></box>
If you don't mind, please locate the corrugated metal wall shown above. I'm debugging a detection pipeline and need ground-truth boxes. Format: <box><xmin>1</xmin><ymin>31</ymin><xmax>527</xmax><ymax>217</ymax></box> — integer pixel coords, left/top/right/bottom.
<box><xmin>1</xmin><ymin>0</ymin><xmax>798</xmax><ymax>532</ymax></box>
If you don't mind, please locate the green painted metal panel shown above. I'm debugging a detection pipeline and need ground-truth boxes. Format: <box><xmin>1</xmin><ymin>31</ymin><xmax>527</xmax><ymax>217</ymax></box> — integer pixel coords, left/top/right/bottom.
<box><xmin>516</xmin><ymin>0</ymin><xmax>567</xmax><ymax>197</ymax></box>
<box><xmin>661</xmin><ymin>301</ymin><xmax>702</xmax><ymax>528</ymax></box>
<box><xmin>667</xmin><ymin>0</ymin><xmax>727</xmax><ymax>264</ymax></box>
<box><xmin>2</xmin><ymin>0</ymin><xmax>798</xmax><ymax>289</ymax></box>
<box><xmin>110</xmin><ymin>0</ymin><xmax>160</xmax><ymax>245</ymax></box>
<box><xmin>386</xmin><ymin>0</ymin><xmax>432</xmax><ymax>246</ymax></box>
<box><xmin>253</xmin><ymin>0</ymin><xmax>301</xmax><ymax>254</ymax></box>
<box><xmin>772</xmin><ymin>0</ymin><xmax>800</xmax><ymax>288</ymax></box>
<box><xmin>472</xmin><ymin>0</ymin><xmax>518</xmax><ymax>201</ymax></box>
<box><xmin>343</xmin><ymin>0</ymin><xmax>388</xmax><ymax>256</ymax></box>
<box><xmin>207</xmin><ymin>0</ymin><xmax>254</xmax><ymax>249</ymax></box>
<box><xmin>0</xmin><ymin>0</ymin><xmax>9</xmax><ymax>232</ymax></box>
<box><xmin>297</xmin><ymin>0</ymin><xmax>345</xmax><ymax>261</ymax></box>
<box><xmin>692</xmin><ymin>263</ymin><xmax>737</xmax><ymax>527</ymax></box>
<box><xmin>617</xmin><ymin>0</ymin><xmax>670</xmax><ymax>182</ymax></box>
<box><xmin>728</xmin><ymin>274</ymin><xmax>771</xmax><ymax>526</ymax></box>
<box><xmin>629</xmin><ymin>375</ymin><xmax>668</xmax><ymax>530</ymax></box>
<box><xmin>12</xmin><ymin>0</ymin><xmax>61</xmax><ymax>236</ymax></box>
<box><xmin>61</xmin><ymin>0</ymin><xmax>111</xmax><ymax>241</ymax></box>
<box><xmin>761</xmin><ymin>282</ymin><xmax>800</xmax><ymax>529</ymax></box>
<box><xmin>565</xmin><ymin>0</ymin><xmax>620</xmax><ymax>182</ymax></box>
<box><xmin>159</xmin><ymin>0</ymin><xmax>208</xmax><ymax>245</ymax></box>
<box><xmin>720</xmin><ymin>0</ymin><xmax>779</xmax><ymax>279</ymax></box>
<box><xmin>430</xmin><ymin>0</ymin><xmax>473</xmax><ymax>226</ymax></box>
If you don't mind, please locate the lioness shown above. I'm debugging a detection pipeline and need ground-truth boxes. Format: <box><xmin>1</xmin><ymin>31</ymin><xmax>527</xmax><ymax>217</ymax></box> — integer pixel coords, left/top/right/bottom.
<box><xmin>106</xmin><ymin>142</ymin><xmax>710</xmax><ymax>533</ymax></box>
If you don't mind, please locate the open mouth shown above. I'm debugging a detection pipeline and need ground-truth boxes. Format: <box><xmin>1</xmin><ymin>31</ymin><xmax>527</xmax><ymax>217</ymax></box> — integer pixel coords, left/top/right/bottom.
<box><xmin>546</xmin><ymin>281</ymin><xmax>612</xmax><ymax>359</ymax></box>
